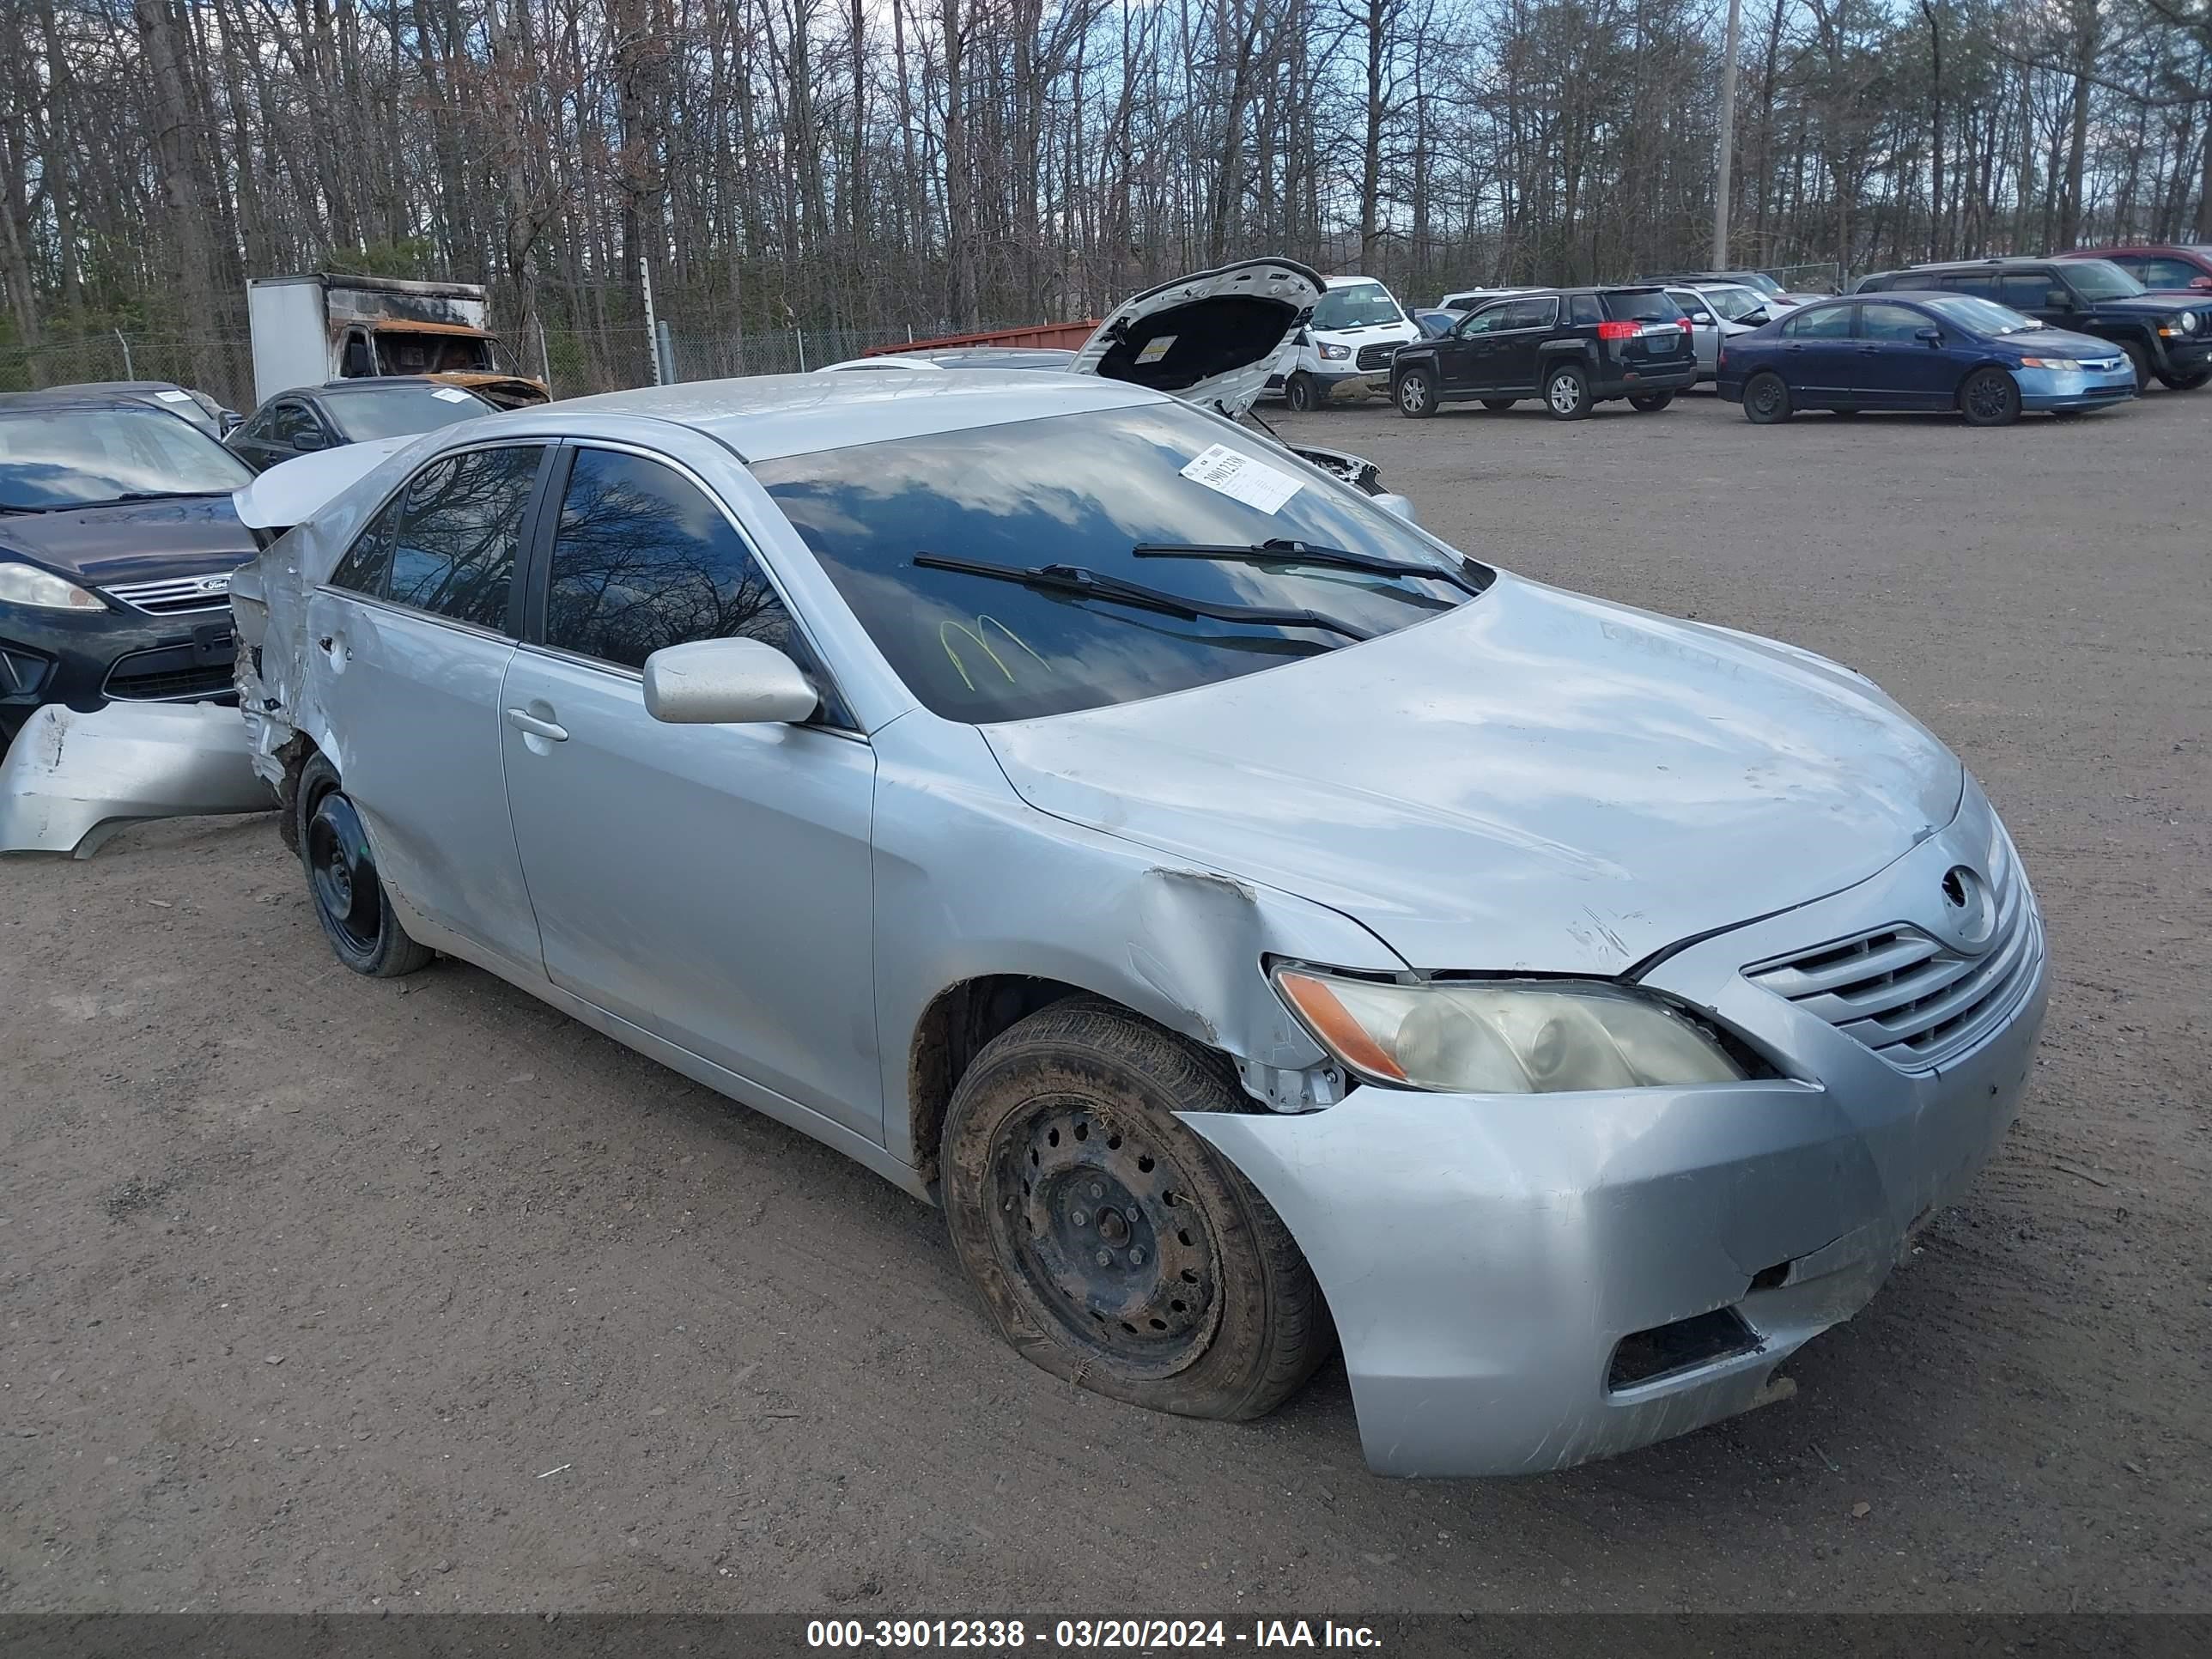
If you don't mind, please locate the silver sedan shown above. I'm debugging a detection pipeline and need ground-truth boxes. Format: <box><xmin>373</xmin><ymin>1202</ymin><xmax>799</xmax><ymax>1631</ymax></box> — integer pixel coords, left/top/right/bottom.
<box><xmin>233</xmin><ymin>372</ymin><xmax>2045</xmax><ymax>1476</ymax></box>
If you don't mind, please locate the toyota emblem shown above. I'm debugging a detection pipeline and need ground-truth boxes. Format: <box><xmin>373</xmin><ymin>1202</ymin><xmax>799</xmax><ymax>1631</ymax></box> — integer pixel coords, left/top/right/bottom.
<box><xmin>1937</xmin><ymin>865</ymin><xmax>1996</xmax><ymax>951</ymax></box>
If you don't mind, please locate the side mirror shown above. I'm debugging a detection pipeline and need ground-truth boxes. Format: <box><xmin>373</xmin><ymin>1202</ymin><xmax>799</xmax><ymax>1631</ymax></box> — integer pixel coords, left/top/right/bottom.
<box><xmin>1687</xmin><ymin>310</ymin><xmax>1714</xmax><ymax>325</ymax></box>
<box><xmin>1915</xmin><ymin>326</ymin><xmax>1943</xmax><ymax>346</ymax></box>
<box><xmin>1745</xmin><ymin>308</ymin><xmax>1771</xmax><ymax>325</ymax></box>
<box><xmin>219</xmin><ymin>410</ymin><xmax>243</xmax><ymax>436</ymax></box>
<box><xmin>2045</xmin><ymin>289</ymin><xmax>2072</xmax><ymax>310</ymax></box>
<box><xmin>643</xmin><ymin>638</ymin><xmax>818</xmax><ymax>726</ymax></box>
<box><xmin>292</xmin><ymin>428</ymin><xmax>328</xmax><ymax>453</ymax></box>
<box><xmin>1372</xmin><ymin>492</ymin><xmax>1419</xmax><ymax>525</ymax></box>
<box><xmin>2191</xmin><ymin>276</ymin><xmax>2212</xmax><ymax>291</ymax></box>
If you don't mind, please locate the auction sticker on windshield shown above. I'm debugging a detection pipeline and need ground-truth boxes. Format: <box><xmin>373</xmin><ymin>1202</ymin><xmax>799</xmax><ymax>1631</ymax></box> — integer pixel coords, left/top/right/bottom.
<box><xmin>1180</xmin><ymin>444</ymin><xmax>1302</xmax><ymax>513</ymax></box>
<box><xmin>430</xmin><ymin>386</ymin><xmax>475</xmax><ymax>402</ymax></box>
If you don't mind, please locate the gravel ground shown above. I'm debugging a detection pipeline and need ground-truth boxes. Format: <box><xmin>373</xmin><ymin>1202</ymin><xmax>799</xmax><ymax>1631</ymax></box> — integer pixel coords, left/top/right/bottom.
<box><xmin>2</xmin><ymin>386</ymin><xmax>2206</xmax><ymax>1616</ymax></box>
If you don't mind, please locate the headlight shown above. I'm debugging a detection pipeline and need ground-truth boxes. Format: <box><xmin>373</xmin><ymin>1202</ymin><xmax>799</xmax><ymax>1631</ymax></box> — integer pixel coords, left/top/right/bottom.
<box><xmin>1273</xmin><ymin>969</ymin><xmax>1747</xmax><ymax>1093</ymax></box>
<box><xmin>2183</xmin><ymin>311</ymin><xmax>2200</xmax><ymax>332</ymax></box>
<box><xmin>1318</xmin><ymin>342</ymin><xmax>1352</xmax><ymax>361</ymax></box>
<box><xmin>2018</xmin><ymin>357</ymin><xmax>2080</xmax><ymax>371</ymax></box>
<box><xmin>0</xmin><ymin>562</ymin><xmax>105</xmax><ymax>611</ymax></box>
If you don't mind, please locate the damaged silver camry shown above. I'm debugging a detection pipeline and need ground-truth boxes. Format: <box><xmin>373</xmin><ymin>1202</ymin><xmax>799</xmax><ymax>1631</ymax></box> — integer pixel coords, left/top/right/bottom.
<box><xmin>229</xmin><ymin>366</ymin><xmax>2045</xmax><ymax>1477</ymax></box>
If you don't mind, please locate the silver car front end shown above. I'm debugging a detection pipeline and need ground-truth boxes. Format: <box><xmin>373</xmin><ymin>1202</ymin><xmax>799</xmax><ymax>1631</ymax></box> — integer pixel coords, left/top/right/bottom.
<box><xmin>1185</xmin><ymin>781</ymin><xmax>2044</xmax><ymax>1475</ymax></box>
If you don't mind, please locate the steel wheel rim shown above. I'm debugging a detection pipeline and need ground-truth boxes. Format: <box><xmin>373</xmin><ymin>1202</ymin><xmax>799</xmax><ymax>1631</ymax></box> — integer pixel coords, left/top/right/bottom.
<box><xmin>1750</xmin><ymin>379</ymin><xmax>1783</xmax><ymax>418</ymax></box>
<box><xmin>984</xmin><ymin>1096</ymin><xmax>1222</xmax><ymax>1379</ymax></box>
<box><xmin>1966</xmin><ymin>374</ymin><xmax>2012</xmax><ymax>421</ymax></box>
<box><xmin>307</xmin><ymin>791</ymin><xmax>384</xmax><ymax>955</ymax></box>
<box><xmin>1548</xmin><ymin>374</ymin><xmax>1579</xmax><ymax>414</ymax></box>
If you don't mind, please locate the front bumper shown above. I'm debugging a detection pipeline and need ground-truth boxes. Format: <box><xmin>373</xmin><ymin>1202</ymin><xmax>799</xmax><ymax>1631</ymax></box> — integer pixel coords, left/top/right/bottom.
<box><xmin>2153</xmin><ymin>335</ymin><xmax>2211</xmax><ymax>377</ymax></box>
<box><xmin>2015</xmin><ymin>363</ymin><xmax>2138</xmax><ymax>411</ymax></box>
<box><xmin>1311</xmin><ymin>368</ymin><xmax>1390</xmax><ymax>402</ymax></box>
<box><xmin>1186</xmin><ymin>799</ymin><xmax>2046</xmax><ymax>1477</ymax></box>
<box><xmin>1</xmin><ymin>601</ymin><xmax>238</xmax><ymax>744</ymax></box>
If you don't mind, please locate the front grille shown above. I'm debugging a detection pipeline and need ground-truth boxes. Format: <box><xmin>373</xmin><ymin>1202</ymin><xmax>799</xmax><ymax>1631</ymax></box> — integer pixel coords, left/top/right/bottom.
<box><xmin>1356</xmin><ymin>343</ymin><xmax>1401</xmax><ymax>371</ymax></box>
<box><xmin>101</xmin><ymin>572</ymin><xmax>236</xmax><ymax>615</ymax></box>
<box><xmin>1745</xmin><ymin>835</ymin><xmax>2039</xmax><ymax>1070</ymax></box>
<box><xmin>102</xmin><ymin>653</ymin><xmax>234</xmax><ymax>702</ymax></box>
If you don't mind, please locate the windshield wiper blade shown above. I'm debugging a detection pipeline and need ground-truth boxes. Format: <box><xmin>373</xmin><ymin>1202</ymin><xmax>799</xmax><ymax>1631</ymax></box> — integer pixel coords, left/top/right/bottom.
<box><xmin>91</xmin><ymin>490</ymin><xmax>234</xmax><ymax>505</ymax></box>
<box><xmin>1133</xmin><ymin>538</ymin><xmax>1487</xmax><ymax>600</ymax></box>
<box><xmin>911</xmin><ymin>553</ymin><xmax>1374</xmax><ymax>641</ymax></box>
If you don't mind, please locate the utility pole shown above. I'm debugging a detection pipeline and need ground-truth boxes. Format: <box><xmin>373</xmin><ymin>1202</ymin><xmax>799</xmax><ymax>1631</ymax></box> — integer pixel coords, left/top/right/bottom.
<box><xmin>1713</xmin><ymin>0</ymin><xmax>1743</xmax><ymax>270</ymax></box>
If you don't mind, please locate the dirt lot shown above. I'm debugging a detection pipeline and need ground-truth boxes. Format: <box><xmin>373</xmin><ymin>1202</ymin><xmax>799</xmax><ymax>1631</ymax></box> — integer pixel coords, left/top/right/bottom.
<box><xmin>3</xmin><ymin>387</ymin><xmax>2207</xmax><ymax>1617</ymax></box>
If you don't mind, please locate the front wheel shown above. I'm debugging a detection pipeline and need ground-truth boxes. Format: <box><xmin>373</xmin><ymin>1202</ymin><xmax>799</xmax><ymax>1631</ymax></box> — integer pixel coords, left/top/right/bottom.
<box><xmin>295</xmin><ymin>753</ymin><xmax>433</xmax><ymax>977</ymax></box>
<box><xmin>1627</xmin><ymin>391</ymin><xmax>1674</xmax><ymax>412</ymax></box>
<box><xmin>1743</xmin><ymin>372</ymin><xmax>1793</xmax><ymax>424</ymax></box>
<box><xmin>1543</xmin><ymin>363</ymin><xmax>1593</xmax><ymax>420</ymax></box>
<box><xmin>1284</xmin><ymin>373</ymin><xmax>1318</xmax><ymax>414</ymax></box>
<box><xmin>1395</xmin><ymin>368</ymin><xmax>1437</xmax><ymax>418</ymax></box>
<box><xmin>2157</xmin><ymin>368</ymin><xmax>2209</xmax><ymax>391</ymax></box>
<box><xmin>2122</xmin><ymin>342</ymin><xmax>2151</xmax><ymax>392</ymax></box>
<box><xmin>939</xmin><ymin>998</ymin><xmax>1332</xmax><ymax>1421</ymax></box>
<box><xmin>1959</xmin><ymin>365</ymin><xmax>2022</xmax><ymax>427</ymax></box>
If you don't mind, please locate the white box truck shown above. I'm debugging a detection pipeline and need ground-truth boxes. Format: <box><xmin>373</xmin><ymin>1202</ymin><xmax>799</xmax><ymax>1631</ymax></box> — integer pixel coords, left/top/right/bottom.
<box><xmin>245</xmin><ymin>274</ymin><xmax>549</xmax><ymax>410</ymax></box>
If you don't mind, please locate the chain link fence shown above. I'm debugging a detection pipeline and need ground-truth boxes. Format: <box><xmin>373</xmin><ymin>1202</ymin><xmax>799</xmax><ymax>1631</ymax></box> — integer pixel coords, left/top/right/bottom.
<box><xmin>0</xmin><ymin>335</ymin><xmax>258</xmax><ymax>413</ymax></box>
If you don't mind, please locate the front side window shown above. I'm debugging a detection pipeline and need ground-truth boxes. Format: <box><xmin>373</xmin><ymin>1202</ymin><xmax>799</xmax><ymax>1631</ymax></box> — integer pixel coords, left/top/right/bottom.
<box><xmin>0</xmin><ymin>405</ymin><xmax>252</xmax><ymax>511</ymax></box>
<box><xmin>543</xmin><ymin>447</ymin><xmax>793</xmax><ymax>672</ymax></box>
<box><xmin>1310</xmin><ymin>283</ymin><xmax>1404</xmax><ymax>331</ymax></box>
<box><xmin>1782</xmin><ymin>305</ymin><xmax>1854</xmax><ymax>339</ymax></box>
<box><xmin>268</xmin><ymin>403</ymin><xmax>323</xmax><ymax>448</ymax></box>
<box><xmin>752</xmin><ymin>402</ymin><xmax>1484</xmax><ymax>724</ymax></box>
<box><xmin>1996</xmin><ymin>272</ymin><xmax>2064</xmax><ymax>311</ymax></box>
<box><xmin>1455</xmin><ymin>304</ymin><xmax>1510</xmax><ymax>337</ymax></box>
<box><xmin>2138</xmin><ymin>257</ymin><xmax>2203</xmax><ymax>290</ymax></box>
<box><xmin>1858</xmin><ymin>303</ymin><xmax>1931</xmax><ymax>343</ymax></box>
<box><xmin>380</xmin><ymin>443</ymin><xmax>544</xmax><ymax>628</ymax></box>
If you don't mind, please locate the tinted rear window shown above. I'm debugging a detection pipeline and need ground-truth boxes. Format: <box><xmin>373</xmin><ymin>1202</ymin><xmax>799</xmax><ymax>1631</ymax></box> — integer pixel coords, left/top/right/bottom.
<box><xmin>1601</xmin><ymin>289</ymin><xmax>1684</xmax><ymax>323</ymax></box>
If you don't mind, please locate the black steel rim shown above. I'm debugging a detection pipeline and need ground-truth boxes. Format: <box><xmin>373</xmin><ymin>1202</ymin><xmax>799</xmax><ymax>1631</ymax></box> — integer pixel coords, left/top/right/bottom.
<box><xmin>1750</xmin><ymin>379</ymin><xmax>1784</xmax><ymax>418</ymax></box>
<box><xmin>307</xmin><ymin>790</ymin><xmax>384</xmax><ymax>955</ymax></box>
<box><xmin>985</xmin><ymin>1097</ymin><xmax>1221</xmax><ymax>1379</ymax></box>
<box><xmin>1966</xmin><ymin>373</ymin><xmax>2012</xmax><ymax>421</ymax></box>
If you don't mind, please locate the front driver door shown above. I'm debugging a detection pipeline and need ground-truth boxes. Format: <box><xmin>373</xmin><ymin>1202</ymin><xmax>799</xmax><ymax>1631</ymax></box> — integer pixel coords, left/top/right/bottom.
<box><xmin>307</xmin><ymin>441</ymin><xmax>550</xmax><ymax>973</ymax></box>
<box><xmin>1443</xmin><ymin>302</ymin><xmax>1510</xmax><ymax>392</ymax></box>
<box><xmin>1850</xmin><ymin>301</ymin><xmax>1956</xmax><ymax>410</ymax></box>
<box><xmin>1487</xmin><ymin>295</ymin><xmax>1559</xmax><ymax>392</ymax></box>
<box><xmin>498</xmin><ymin>441</ymin><xmax>882</xmax><ymax>1139</ymax></box>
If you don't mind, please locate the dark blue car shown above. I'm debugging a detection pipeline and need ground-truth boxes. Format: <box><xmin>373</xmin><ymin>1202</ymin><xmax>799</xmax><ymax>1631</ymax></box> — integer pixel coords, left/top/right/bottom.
<box><xmin>1716</xmin><ymin>291</ymin><xmax>2137</xmax><ymax>425</ymax></box>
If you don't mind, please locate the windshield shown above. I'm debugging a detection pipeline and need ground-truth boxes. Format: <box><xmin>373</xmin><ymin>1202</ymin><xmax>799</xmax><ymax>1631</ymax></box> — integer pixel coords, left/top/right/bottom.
<box><xmin>1310</xmin><ymin>283</ymin><xmax>1405</xmax><ymax>331</ymax></box>
<box><xmin>752</xmin><ymin>402</ymin><xmax>1482</xmax><ymax>723</ymax></box>
<box><xmin>376</xmin><ymin>331</ymin><xmax>497</xmax><ymax>375</ymax></box>
<box><xmin>325</xmin><ymin>385</ymin><xmax>492</xmax><ymax>441</ymax></box>
<box><xmin>1735</xmin><ymin>273</ymin><xmax>1784</xmax><ymax>297</ymax></box>
<box><xmin>0</xmin><ymin>405</ymin><xmax>252</xmax><ymax>511</ymax></box>
<box><xmin>1700</xmin><ymin>286</ymin><xmax>1768</xmax><ymax>323</ymax></box>
<box><xmin>2059</xmin><ymin>260</ymin><xmax>2146</xmax><ymax>302</ymax></box>
<box><xmin>1923</xmin><ymin>295</ymin><xmax>2040</xmax><ymax>335</ymax></box>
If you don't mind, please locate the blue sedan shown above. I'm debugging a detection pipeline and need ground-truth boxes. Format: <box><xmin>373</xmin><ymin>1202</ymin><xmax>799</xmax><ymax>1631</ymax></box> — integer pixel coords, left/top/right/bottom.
<box><xmin>1717</xmin><ymin>291</ymin><xmax>2137</xmax><ymax>425</ymax></box>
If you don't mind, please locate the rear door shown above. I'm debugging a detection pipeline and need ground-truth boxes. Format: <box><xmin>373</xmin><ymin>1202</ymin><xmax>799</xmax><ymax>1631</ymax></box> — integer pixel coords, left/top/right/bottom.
<box><xmin>498</xmin><ymin>441</ymin><xmax>882</xmax><ymax>1136</ymax></box>
<box><xmin>1850</xmin><ymin>301</ymin><xmax>1955</xmax><ymax>410</ymax></box>
<box><xmin>1773</xmin><ymin>302</ymin><xmax>1858</xmax><ymax>403</ymax></box>
<box><xmin>1487</xmin><ymin>295</ymin><xmax>1559</xmax><ymax>392</ymax></box>
<box><xmin>307</xmin><ymin>441</ymin><xmax>550</xmax><ymax>971</ymax></box>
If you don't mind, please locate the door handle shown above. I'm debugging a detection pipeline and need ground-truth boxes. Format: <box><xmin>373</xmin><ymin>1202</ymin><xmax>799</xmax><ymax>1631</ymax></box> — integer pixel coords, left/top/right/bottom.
<box><xmin>1857</xmin><ymin>345</ymin><xmax>1879</xmax><ymax>354</ymax></box>
<box><xmin>504</xmin><ymin>708</ymin><xmax>568</xmax><ymax>743</ymax></box>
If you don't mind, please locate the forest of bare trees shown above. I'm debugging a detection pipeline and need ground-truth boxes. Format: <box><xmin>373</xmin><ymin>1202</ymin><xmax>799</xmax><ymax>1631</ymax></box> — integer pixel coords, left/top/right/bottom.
<box><xmin>2</xmin><ymin>0</ymin><xmax>2207</xmax><ymax>400</ymax></box>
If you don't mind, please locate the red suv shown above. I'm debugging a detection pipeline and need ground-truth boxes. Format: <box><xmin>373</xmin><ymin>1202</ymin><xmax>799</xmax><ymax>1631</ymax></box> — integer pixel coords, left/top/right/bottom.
<box><xmin>2059</xmin><ymin>245</ymin><xmax>2212</xmax><ymax>294</ymax></box>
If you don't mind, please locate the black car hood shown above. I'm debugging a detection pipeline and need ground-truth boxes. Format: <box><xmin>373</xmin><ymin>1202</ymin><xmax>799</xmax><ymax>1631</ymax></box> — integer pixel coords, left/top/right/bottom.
<box><xmin>2089</xmin><ymin>293</ymin><xmax>2204</xmax><ymax>319</ymax></box>
<box><xmin>0</xmin><ymin>496</ymin><xmax>256</xmax><ymax>586</ymax></box>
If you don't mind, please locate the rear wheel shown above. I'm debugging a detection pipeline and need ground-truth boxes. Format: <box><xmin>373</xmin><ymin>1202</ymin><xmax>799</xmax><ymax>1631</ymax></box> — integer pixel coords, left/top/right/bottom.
<box><xmin>1959</xmin><ymin>366</ymin><xmax>2022</xmax><ymax>427</ymax></box>
<box><xmin>295</xmin><ymin>753</ymin><xmax>433</xmax><ymax>978</ymax></box>
<box><xmin>1743</xmin><ymin>372</ymin><xmax>1792</xmax><ymax>424</ymax></box>
<box><xmin>1480</xmin><ymin>398</ymin><xmax>1516</xmax><ymax>411</ymax></box>
<box><xmin>1543</xmin><ymin>362</ymin><xmax>1593</xmax><ymax>420</ymax></box>
<box><xmin>1627</xmin><ymin>391</ymin><xmax>1674</xmax><ymax>412</ymax></box>
<box><xmin>1395</xmin><ymin>368</ymin><xmax>1437</xmax><ymax>418</ymax></box>
<box><xmin>1284</xmin><ymin>373</ymin><xmax>1318</xmax><ymax>413</ymax></box>
<box><xmin>940</xmin><ymin>998</ymin><xmax>1332</xmax><ymax>1421</ymax></box>
<box><xmin>2157</xmin><ymin>368</ymin><xmax>2209</xmax><ymax>391</ymax></box>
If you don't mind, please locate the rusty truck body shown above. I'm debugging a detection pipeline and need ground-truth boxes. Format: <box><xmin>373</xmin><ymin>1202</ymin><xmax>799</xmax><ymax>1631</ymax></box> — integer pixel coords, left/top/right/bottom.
<box><xmin>245</xmin><ymin>274</ymin><xmax>550</xmax><ymax>410</ymax></box>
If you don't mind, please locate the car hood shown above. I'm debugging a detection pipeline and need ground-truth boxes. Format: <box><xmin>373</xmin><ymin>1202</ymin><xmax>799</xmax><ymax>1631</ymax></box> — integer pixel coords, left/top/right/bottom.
<box><xmin>2092</xmin><ymin>293</ymin><xmax>2207</xmax><ymax>320</ymax></box>
<box><xmin>983</xmin><ymin>575</ymin><xmax>1964</xmax><ymax>975</ymax></box>
<box><xmin>1070</xmin><ymin>257</ymin><xmax>1326</xmax><ymax>418</ymax></box>
<box><xmin>428</xmin><ymin>371</ymin><xmax>549</xmax><ymax>409</ymax></box>
<box><xmin>0</xmin><ymin>495</ymin><xmax>256</xmax><ymax>586</ymax></box>
<box><xmin>232</xmin><ymin>437</ymin><xmax>410</xmax><ymax>532</ymax></box>
<box><xmin>2008</xmin><ymin>327</ymin><xmax>2124</xmax><ymax>360</ymax></box>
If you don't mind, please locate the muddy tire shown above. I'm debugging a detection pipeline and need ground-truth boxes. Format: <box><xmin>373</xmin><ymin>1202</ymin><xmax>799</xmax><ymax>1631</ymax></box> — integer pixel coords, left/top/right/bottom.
<box><xmin>1284</xmin><ymin>373</ymin><xmax>1319</xmax><ymax>414</ymax></box>
<box><xmin>940</xmin><ymin>997</ymin><xmax>1331</xmax><ymax>1421</ymax></box>
<box><xmin>295</xmin><ymin>753</ymin><xmax>433</xmax><ymax>979</ymax></box>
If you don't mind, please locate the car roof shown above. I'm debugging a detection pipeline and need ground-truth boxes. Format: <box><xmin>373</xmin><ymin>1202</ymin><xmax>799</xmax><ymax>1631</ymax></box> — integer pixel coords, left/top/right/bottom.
<box><xmin>1322</xmin><ymin>275</ymin><xmax>1389</xmax><ymax>288</ymax></box>
<box><xmin>0</xmin><ymin>389</ymin><xmax>195</xmax><ymax>414</ymax></box>
<box><xmin>312</xmin><ymin>376</ymin><xmax>461</xmax><ymax>395</ymax></box>
<box><xmin>554</xmin><ymin>371</ymin><xmax>1167</xmax><ymax>462</ymax></box>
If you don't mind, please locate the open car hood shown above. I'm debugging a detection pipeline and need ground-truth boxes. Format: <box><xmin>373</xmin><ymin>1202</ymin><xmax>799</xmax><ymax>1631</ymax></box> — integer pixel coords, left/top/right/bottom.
<box><xmin>1069</xmin><ymin>258</ymin><xmax>1322</xmax><ymax>419</ymax></box>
